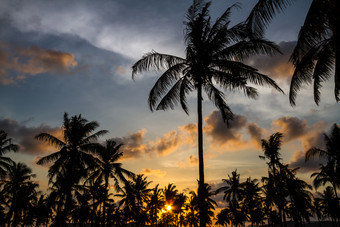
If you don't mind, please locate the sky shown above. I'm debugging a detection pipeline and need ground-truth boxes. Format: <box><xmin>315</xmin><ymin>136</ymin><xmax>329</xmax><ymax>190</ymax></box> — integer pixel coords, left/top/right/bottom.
<box><xmin>0</xmin><ymin>0</ymin><xmax>339</xmax><ymax>197</ymax></box>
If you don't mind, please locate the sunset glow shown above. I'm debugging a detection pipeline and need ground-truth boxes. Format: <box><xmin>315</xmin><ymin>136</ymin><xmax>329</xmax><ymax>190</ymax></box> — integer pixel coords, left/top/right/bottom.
<box><xmin>1</xmin><ymin>0</ymin><xmax>339</xmax><ymax>226</ymax></box>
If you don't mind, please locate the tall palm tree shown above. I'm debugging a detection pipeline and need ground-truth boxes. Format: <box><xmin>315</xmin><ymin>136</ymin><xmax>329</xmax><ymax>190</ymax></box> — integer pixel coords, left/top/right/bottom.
<box><xmin>0</xmin><ymin>130</ymin><xmax>18</xmax><ymax>177</ymax></box>
<box><xmin>132</xmin><ymin>3</ymin><xmax>283</xmax><ymax>225</ymax></box>
<box><xmin>89</xmin><ymin>140</ymin><xmax>134</xmax><ymax>224</ymax></box>
<box><xmin>260</xmin><ymin>132</ymin><xmax>289</xmax><ymax>227</ymax></box>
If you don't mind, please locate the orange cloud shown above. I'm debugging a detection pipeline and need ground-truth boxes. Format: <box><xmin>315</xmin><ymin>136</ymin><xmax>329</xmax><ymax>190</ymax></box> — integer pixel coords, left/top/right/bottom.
<box><xmin>247</xmin><ymin>41</ymin><xmax>296</xmax><ymax>82</ymax></box>
<box><xmin>141</xmin><ymin>168</ymin><xmax>166</xmax><ymax>177</ymax></box>
<box><xmin>0</xmin><ymin>42</ymin><xmax>78</xmax><ymax>85</ymax></box>
<box><xmin>272</xmin><ymin>116</ymin><xmax>327</xmax><ymax>150</ymax></box>
<box><xmin>150</xmin><ymin>130</ymin><xmax>181</xmax><ymax>156</ymax></box>
<box><xmin>112</xmin><ymin>129</ymin><xmax>151</xmax><ymax>159</ymax></box>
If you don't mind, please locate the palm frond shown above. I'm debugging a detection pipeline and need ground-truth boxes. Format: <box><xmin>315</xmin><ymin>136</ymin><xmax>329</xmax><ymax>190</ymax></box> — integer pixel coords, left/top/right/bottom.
<box><xmin>155</xmin><ymin>77</ymin><xmax>185</xmax><ymax>112</ymax></box>
<box><xmin>246</xmin><ymin>0</ymin><xmax>294</xmax><ymax>38</ymax></box>
<box><xmin>289</xmin><ymin>46</ymin><xmax>317</xmax><ymax>106</ymax></box>
<box><xmin>148</xmin><ymin>63</ymin><xmax>187</xmax><ymax>111</ymax></box>
<box><xmin>243</xmin><ymin>71</ymin><xmax>284</xmax><ymax>94</ymax></box>
<box><xmin>204</xmin><ymin>83</ymin><xmax>233</xmax><ymax>122</ymax></box>
<box><xmin>132</xmin><ymin>51</ymin><xmax>185</xmax><ymax>79</ymax></box>
<box><xmin>35</xmin><ymin>133</ymin><xmax>65</xmax><ymax>149</ymax></box>
<box><xmin>312</xmin><ymin>40</ymin><xmax>335</xmax><ymax>104</ymax></box>
<box><xmin>36</xmin><ymin>151</ymin><xmax>63</xmax><ymax>166</ymax></box>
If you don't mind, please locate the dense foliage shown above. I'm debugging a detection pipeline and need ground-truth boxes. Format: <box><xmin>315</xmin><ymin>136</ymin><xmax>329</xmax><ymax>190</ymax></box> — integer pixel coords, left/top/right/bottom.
<box><xmin>1</xmin><ymin>114</ymin><xmax>339</xmax><ymax>226</ymax></box>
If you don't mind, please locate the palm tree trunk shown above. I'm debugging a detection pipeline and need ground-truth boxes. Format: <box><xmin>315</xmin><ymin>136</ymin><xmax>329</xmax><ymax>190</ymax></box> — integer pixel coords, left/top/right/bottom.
<box><xmin>197</xmin><ymin>82</ymin><xmax>205</xmax><ymax>227</ymax></box>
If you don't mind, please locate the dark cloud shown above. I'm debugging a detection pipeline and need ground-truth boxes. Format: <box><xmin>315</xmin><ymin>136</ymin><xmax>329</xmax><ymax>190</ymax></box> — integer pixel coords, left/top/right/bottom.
<box><xmin>273</xmin><ymin>116</ymin><xmax>308</xmax><ymax>142</ymax></box>
<box><xmin>204</xmin><ymin>110</ymin><xmax>247</xmax><ymax>146</ymax></box>
<box><xmin>273</xmin><ymin>116</ymin><xmax>327</xmax><ymax>151</ymax></box>
<box><xmin>203</xmin><ymin>110</ymin><xmax>265</xmax><ymax>151</ymax></box>
<box><xmin>0</xmin><ymin>118</ymin><xmax>61</xmax><ymax>155</ymax></box>
<box><xmin>289</xmin><ymin>150</ymin><xmax>327</xmax><ymax>173</ymax></box>
<box><xmin>247</xmin><ymin>123</ymin><xmax>265</xmax><ymax>148</ymax></box>
<box><xmin>247</xmin><ymin>41</ymin><xmax>296</xmax><ymax>82</ymax></box>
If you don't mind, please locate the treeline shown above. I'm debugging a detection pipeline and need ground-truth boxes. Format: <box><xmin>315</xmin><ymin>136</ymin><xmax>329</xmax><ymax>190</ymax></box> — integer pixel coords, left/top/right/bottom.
<box><xmin>0</xmin><ymin>113</ymin><xmax>339</xmax><ymax>226</ymax></box>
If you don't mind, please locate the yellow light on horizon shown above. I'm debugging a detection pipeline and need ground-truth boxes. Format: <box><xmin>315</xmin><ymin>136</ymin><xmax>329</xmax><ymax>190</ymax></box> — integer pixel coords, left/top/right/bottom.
<box><xmin>166</xmin><ymin>205</ymin><xmax>172</xmax><ymax>211</ymax></box>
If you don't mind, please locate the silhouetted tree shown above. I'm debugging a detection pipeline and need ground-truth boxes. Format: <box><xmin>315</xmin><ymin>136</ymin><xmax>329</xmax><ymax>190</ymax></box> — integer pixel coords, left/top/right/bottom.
<box><xmin>89</xmin><ymin>140</ymin><xmax>134</xmax><ymax>224</ymax></box>
<box><xmin>1</xmin><ymin>162</ymin><xmax>39</xmax><ymax>226</ymax></box>
<box><xmin>289</xmin><ymin>0</ymin><xmax>340</xmax><ymax>105</ymax></box>
<box><xmin>132</xmin><ymin>1</ymin><xmax>283</xmax><ymax>225</ymax></box>
<box><xmin>0</xmin><ymin>130</ymin><xmax>18</xmax><ymax>177</ymax></box>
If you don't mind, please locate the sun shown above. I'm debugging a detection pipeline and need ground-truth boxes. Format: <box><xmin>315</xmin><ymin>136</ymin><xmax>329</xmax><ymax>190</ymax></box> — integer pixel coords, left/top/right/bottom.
<box><xmin>166</xmin><ymin>205</ymin><xmax>172</xmax><ymax>211</ymax></box>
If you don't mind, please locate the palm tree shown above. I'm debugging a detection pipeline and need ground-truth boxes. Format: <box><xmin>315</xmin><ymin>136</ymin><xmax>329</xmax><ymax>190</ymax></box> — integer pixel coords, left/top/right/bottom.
<box><xmin>1</xmin><ymin>162</ymin><xmax>39</xmax><ymax>226</ymax></box>
<box><xmin>247</xmin><ymin>0</ymin><xmax>340</xmax><ymax>105</ymax></box>
<box><xmin>216</xmin><ymin>169</ymin><xmax>244</xmax><ymax>204</ymax></box>
<box><xmin>260</xmin><ymin>133</ymin><xmax>288</xmax><ymax>227</ymax></box>
<box><xmin>317</xmin><ymin>186</ymin><xmax>340</xmax><ymax>226</ymax></box>
<box><xmin>118</xmin><ymin>174</ymin><xmax>151</xmax><ymax>225</ymax></box>
<box><xmin>190</xmin><ymin>182</ymin><xmax>217</xmax><ymax>226</ymax></box>
<box><xmin>34</xmin><ymin>195</ymin><xmax>52</xmax><ymax>227</ymax></box>
<box><xmin>36</xmin><ymin>113</ymin><xmax>108</xmax><ymax>184</ymax></box>
<box><xmin>260</xmin><ymin>132</ymin><xmax>283</xmax><ymax>177</ymax></box>
<box><xmin>89</xmin><ymin>140</ymin><xmax>134</xmax><ymax>224</ymax></box>
<box><xmin>285</xmin><ymin>168</ymin><xmax>313</xmax><ymax>226</ymax></box>
<box><xmin>306</xmin><ymin>124</ymin><xmax>340</xmax><ymax>196</ymax></box>
<box><xmin>35</xmin><ymin>113</ymin><xmax>107</xmax><ymax>224</ymax></box>
<box><xmin>132</xmin><ymin>2</ymin><xmax>283</xmax><ymax>225</ymax></box>
<box><xmin>147</xmin><ymin>184</ymin><xmax>164</xmax><ymax>226</ymax></box>
<box><xmin>289</xmin><ymin>0</ymin><xmax>340</xmax><ymax>105</ymax></box>
<box><xmin>0</xmin><ymin>130</ymin><xmax>18</xmax><ymax>177</ymax></box>
<box><xmin>241</xmin><ymin>177</ymin><xmax>264</xmax><ymax>227</ymax></box>
<box><xmin>245</xmin><ymin>0</ymin><xmax>295</xmax><ymax>38</ymax></box>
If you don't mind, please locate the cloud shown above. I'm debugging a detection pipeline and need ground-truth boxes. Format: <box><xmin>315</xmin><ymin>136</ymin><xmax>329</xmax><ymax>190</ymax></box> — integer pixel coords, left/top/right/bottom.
<box><xmin>0</xmin><ymin>42</ymin><xmax>78</xmax><ymax>85</ymax></box>
<box><xmin>141</xmin><ymin>168</ymin><xmax>166</xmax><ymax>177</ymax></box>
<box><xmin>247</xmin><ymin>41</ymin><xmax>296</xmax><ymax>82</ymax></box>
<box><xmin>0</xmin><ymin>0</ymin><xmax>186</xmax><ymax>60</ymax></box>
<box><xmin>0</xmin><ymin>118</ymin><xmax>62</xmax><ymax>155</ymax></box>
<box><xmin>272</xmin><ymin>116</ymin><xmax>308</xmax><ymax>142</ymax></box>
<box><xmin>247</xmin><ymin>123</ymin><xmax>266</xmax><ymax>148</ymax></box>
<box><xmin>112</xmin><ymin>129</ymin><xmax>151</xmax><ymax>159</ymax></box>
<box><xmin>273</xmin><ymin>117</ymin><xmax>327</xmax><ymax>150</ymax></box>
<box><xmin>204</xmin><ymin>111</ymin><xmax>247</xmax><ymax>145</ymax></box>
<box><xmin>112</xmin><ymin>123</ymin><xmax>199</xmax><ymax>160</ymax></box>
<box><xmin>289</xmin><ymin>150</ymin><xmax>326</xmax><ymax>173</ymax></box>
<box><xmin>271</xmin><ymin>116</ymin><xmax>329</xmax><ymax>173</ymax></box>
<box><xmin>150</xmin><ymin>130</ymin><xmax>181</xmax><ymax>156</ymax></box>
<box><xmin>203</xmin><ymin>110</ymin><xmax>265</xmax><ymax>151</ymax></box>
